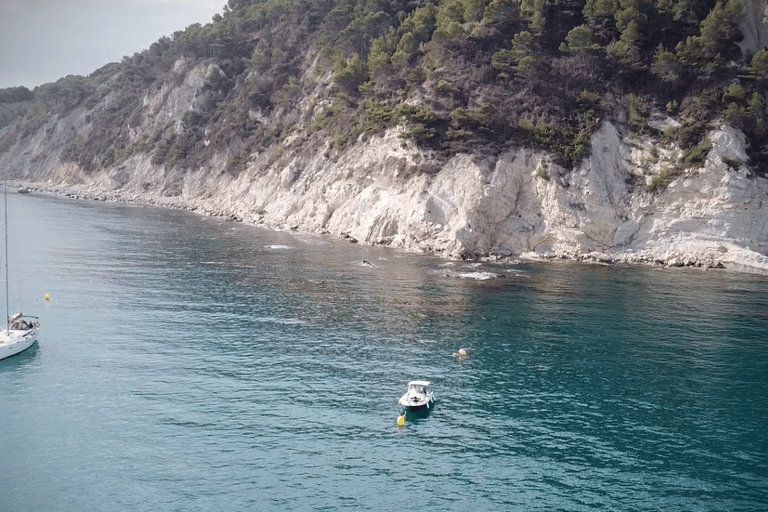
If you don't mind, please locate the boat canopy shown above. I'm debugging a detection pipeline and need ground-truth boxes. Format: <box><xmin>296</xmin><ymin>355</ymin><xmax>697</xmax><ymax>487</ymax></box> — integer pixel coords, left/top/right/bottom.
<box><xmin>407</xmin><ymin>380</ymin><xmax>431</xmax><ymax>387</ymax></box>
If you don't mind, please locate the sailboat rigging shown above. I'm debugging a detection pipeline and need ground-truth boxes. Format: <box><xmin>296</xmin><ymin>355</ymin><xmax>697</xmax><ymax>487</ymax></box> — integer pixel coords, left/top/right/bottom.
<box><xmin>0</xmin><ymin>181</ymin><xmax>39</xmax><ymax>360</ymax></box>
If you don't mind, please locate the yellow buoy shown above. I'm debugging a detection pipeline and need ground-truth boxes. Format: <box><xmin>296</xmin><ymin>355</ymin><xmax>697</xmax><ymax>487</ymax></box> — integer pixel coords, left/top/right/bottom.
<box><xmin>397</xmin><ymin>414</ymin><xmax>406</xmax><ymax>426</ymax></box>
<box><xmin>44</xmin><ymin>294</ymin><xmax>50</xmax><ymax>301</ymax></box>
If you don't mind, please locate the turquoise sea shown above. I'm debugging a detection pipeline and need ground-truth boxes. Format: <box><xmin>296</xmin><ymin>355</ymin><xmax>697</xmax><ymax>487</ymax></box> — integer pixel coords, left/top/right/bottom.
<box><xmin>1</xmin><ymin>192</ymin><xmax>767</xmax><ymax>511</ymax></box>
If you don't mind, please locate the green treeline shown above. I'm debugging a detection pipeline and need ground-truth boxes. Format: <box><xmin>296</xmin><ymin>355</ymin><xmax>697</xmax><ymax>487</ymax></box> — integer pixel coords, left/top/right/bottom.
<box><xmin>2</xmin><ymin>0</ymin><xmax>767</xmax><ymax>177</ymax></box>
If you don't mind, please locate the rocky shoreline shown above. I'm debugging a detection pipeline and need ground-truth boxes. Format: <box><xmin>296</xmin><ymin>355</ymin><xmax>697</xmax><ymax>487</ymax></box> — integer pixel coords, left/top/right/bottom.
<box><xmin>12</xmin><ymin>155</ymin><xmax>768</xmax><ymax>276</ymax></box>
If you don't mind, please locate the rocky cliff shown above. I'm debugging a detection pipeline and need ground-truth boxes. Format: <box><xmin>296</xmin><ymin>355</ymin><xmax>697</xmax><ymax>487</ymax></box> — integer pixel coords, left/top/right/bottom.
<box><xmin>1</xmin><ymin>0</ymin><xmax>768</xmax><ymax>274</ymax></box>
<box><xmin>3</xmin><ymin>87</ymin><xmax>767</xmax><ymax>274</ymax></box>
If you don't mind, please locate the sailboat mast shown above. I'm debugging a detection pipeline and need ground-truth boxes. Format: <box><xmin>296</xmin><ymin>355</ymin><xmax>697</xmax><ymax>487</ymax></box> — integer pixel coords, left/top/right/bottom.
<box><xmin>3</xmin><ymin>179</ymin><xmax>8</xmax><ymax>332</ymax></box>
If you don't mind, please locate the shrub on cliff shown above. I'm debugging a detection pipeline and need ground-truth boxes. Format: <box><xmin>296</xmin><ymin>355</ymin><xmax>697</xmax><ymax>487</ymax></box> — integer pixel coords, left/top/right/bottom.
<box><xmin>0</xmin><ymin>86</ymin><xmax>34</xmax><ymax>104</ymax></box>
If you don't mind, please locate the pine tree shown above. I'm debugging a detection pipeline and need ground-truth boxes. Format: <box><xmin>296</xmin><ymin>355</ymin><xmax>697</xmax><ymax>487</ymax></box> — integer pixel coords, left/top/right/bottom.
<box><xmin>742</xmin><ymin>49</ymin><xmax>768</xmax><ymax>80</ymax></box>
<box><xmin>560</xmin><ymin>25</ymin><xmax>601</xmax><ymax>53</ymax></box>
<box><xmin>675</xmin><ymin>0</ymin><xmax>745</xmax><ymax>67</ymax></box>
<box><xmin>583</xmin><ymin>0</ymin><xmax>618</xmax><ymax>21</ymax></box>
<box><xmin>651</xmin><ymin>44</ymin><xmax>681</xmax><ymax>81</ymax></box>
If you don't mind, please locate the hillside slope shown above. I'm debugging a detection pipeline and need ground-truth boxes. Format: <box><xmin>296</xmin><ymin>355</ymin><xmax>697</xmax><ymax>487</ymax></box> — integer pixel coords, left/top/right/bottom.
<box><xmin>1</xmin><ymin>0</ymin><xmax>768</xmax><ymax>273</ymax></box>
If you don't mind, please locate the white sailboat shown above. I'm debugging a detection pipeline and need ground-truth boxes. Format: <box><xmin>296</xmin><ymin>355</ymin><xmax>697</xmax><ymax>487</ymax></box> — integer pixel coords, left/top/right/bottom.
<box><xmin>0</xmin><ymin>182</ymin><xmax>39</xmax><ymax>360</ymax></box>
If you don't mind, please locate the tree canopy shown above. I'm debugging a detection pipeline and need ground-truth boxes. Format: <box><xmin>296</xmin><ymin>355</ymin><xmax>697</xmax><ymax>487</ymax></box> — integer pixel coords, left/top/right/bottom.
<box><xmin>2</xmin><ymin>0</ymin><xmax>766</xmax><ymax>175</ymax></box>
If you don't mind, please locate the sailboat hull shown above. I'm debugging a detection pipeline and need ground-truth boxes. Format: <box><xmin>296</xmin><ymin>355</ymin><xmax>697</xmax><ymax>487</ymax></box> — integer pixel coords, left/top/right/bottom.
<box><xmin>0</xmin><ymin>326</ymin><xmax>38</xmax><ymax>360</ymax></box>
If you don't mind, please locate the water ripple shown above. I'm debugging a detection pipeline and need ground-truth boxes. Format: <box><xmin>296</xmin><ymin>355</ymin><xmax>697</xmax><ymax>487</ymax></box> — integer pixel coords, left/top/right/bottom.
<box><xmin>1</xmin><ymin>195</ymin><xmax>767</xmax><ymax>511</ymax></box>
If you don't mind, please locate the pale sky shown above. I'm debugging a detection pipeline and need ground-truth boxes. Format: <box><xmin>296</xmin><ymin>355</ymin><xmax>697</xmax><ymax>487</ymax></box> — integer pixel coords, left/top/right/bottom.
<box><xmin>0</xmin><ymin>0</ymin><xmax>228</xmax><ymax>90</ymax></box>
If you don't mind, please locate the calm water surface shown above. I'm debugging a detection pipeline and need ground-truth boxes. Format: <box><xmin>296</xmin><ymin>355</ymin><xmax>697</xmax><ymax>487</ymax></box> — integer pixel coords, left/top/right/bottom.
<box><xmin>1</xmin><ymin>192</ymin><xmax>766</xmax><ymax>511</ymax></box>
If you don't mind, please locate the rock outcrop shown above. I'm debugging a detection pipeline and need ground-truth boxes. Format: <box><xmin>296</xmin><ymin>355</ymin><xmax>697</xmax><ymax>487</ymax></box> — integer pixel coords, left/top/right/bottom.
<box><xmin>740</xmin><ymin>0</ymin><xmax>768</xmax><ymax>55</ymax></box>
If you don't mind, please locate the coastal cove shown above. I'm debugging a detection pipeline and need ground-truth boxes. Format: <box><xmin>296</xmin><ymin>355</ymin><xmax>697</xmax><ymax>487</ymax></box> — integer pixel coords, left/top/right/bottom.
<box><xmin>1</xmin><ymin>191</ymin><xmax>767</xmax><ymax>511</ymax></box>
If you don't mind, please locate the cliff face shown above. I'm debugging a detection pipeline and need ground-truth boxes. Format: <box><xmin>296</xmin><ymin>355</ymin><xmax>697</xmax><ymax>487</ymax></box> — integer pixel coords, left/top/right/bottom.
<box><xmin>2</xmin><ymin>0</ymin><xmax>768</xmax><ymax>274</ymax></box>
<box><xmin>2</xmin><ymin>73</ymin><xmax>766</xmax><ymax>274</ymax></box>
<box><xmin>740</xmin><ymin>0</ymin><xmax>768</xmax><ymax>54</ymax></box>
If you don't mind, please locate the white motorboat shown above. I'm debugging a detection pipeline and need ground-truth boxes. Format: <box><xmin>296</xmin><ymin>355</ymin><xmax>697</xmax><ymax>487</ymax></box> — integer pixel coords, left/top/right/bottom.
<box><xmin>0</xmin><ymin>182</ymin><xmax>39</xmax><ymax>361</ymax></box>
<box><xmin>398</xmin><ymin>380</ymin><xmax>434</xmax><ymax>411</ymax></box>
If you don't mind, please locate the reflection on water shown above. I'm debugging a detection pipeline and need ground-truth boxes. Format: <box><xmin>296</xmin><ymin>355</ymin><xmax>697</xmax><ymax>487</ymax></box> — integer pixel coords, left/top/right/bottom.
<box><xmin>1</xmin><ymin>192</ymin><xmax>767</xmax><ymax>511</ymax></box>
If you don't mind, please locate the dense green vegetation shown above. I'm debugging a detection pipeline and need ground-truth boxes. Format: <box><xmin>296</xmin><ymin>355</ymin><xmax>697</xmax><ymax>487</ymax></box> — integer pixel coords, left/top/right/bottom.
<box><xmin>1</xmin><ymin>0</ymin><xmax>767</xmax><ymax>178</ymax></box>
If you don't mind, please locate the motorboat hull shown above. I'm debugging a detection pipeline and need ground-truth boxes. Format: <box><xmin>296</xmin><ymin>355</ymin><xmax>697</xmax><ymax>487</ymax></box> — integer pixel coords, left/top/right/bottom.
<box><xmin>401</xmin><ymin>399</ymin><xmax>433</xmax><ymax>412</ymax></box>
<box><xmin>398</xmin><ymin>393</ymin><xmax>435</xmax><ymax>411</ymax></box>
